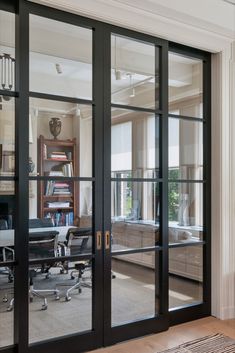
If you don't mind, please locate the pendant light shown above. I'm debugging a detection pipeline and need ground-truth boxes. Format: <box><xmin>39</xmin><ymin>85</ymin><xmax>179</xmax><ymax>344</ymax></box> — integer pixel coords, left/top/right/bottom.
<box><xmin>127</xmin><ymin>73</ymin><xmax>135</xmax><ymax>98</ymax></box>
<box><xmin>114</xmin><ymin>36</ymin><xmax>122</xmax><ymax>80</ymax></box>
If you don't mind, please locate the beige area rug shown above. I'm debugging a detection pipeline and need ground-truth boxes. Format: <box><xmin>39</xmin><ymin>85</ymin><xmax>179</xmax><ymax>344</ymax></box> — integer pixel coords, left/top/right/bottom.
<box><xmin>160</xmin><ymin>334</ymin><xmax>235</xmax><ymax>352</ymax></box>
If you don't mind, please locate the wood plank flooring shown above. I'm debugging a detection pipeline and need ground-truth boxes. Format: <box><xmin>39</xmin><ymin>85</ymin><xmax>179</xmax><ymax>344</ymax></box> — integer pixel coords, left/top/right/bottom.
<box><xmin>88</xmin><ymin>317</ymin><xmax>235</xmax><ymax>353</ymax></box>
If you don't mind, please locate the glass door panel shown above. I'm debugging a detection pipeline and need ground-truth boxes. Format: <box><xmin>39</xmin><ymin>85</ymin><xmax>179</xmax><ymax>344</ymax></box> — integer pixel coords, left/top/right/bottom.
<box><xmin>30</xmin><ymin>15</ymin><xmax>92</xmax><ymax>100</ymax></box>
<box><xmin>169</xmin><ymin>52</ymin><xmax>203</xmax><ymax>119</ymax></box>
<box><xmin>28</xmin><ymin>181</ymin><xmax>93</xmax><ymax>343</ymax></box>
<box><xmin>0</xmin><ymin>9</ymin><xmax>15</xmax><ymax>349</ymax></box>
<box><xmin>104</xmin><ymin>32</ymin><xmax>168</xmax><ymax>345</ymax></box>
<box><xmin>111</xmin><ymin>35</ymin><xmax>158</xmax><ymax>109</ymax></box>
<box><xmin>29</xmin><ymin>97</ymin><xmax>92</xmax><ymax>178</ymax></box>
<box><xmin>27</xmin><ymin>11</ymin><xmax>102</xmax><ymax>352</ymax></box>
<box><xmin>111</xmin><ymin>251</ymin><xmax>159</xmax><ymax>326</ymax></box>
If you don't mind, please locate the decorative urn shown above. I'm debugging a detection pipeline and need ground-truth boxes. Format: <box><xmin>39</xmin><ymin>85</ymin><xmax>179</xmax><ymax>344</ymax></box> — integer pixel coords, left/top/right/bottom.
<box><xmin>49</xmin><ymin>117</ymin><xmax>62</xmax><ymax>139</ymax></box>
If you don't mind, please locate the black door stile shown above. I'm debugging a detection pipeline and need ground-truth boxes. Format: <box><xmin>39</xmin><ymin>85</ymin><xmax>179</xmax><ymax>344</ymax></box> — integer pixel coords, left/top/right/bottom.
<box><xmin>15</xmin><ymin>1</ymin><xmax>30</xmax><ymax>352</ymax></box>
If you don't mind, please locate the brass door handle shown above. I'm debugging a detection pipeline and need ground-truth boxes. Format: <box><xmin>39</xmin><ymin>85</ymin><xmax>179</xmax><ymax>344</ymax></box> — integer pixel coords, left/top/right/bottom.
<box><xmin>96</xmin><ymin>231</ymin><xmax>102</xmax><ymax>250</ymax></box>
<box><xmin>105</xmin><ymin>231</ymin><xmax>110</xmax><ymax>250</ymax></box>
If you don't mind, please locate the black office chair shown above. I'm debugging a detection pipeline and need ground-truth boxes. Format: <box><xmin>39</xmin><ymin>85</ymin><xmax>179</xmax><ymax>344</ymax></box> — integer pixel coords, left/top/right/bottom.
<box><xmin>0</xmin><ymin>246</ymin><xmax>14</xmax><ymax>304</ymax></box>
<box><xmin>28</xmin><ymin>230</ymin><xmax>60</xmax><ymax>310</ymax></box>
<box><xmin>58</xmin><ymin>227</ymin><xmax>92</xmax><ymax>302</ymax></box>
<box><xmin>0</xmin><ymin>218</ymin><xmax>14</xmax><ymax>292</ymax></box>
<box><xmin>29</xmin><ymin>217</ymin><xmax>56</xmax><ymax>278</ymax></box>
<box><xmin>7</xmin><ymin>228</ymin><xmax>60</xmax><ymax>311</ymax></box>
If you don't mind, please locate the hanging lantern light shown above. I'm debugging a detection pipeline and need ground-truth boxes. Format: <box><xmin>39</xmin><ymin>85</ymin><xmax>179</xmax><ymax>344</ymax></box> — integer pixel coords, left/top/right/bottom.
<box><xmin>0</xmin><ymin>53</ymin><xmax>15</xmax><ymax>91</ymax></box>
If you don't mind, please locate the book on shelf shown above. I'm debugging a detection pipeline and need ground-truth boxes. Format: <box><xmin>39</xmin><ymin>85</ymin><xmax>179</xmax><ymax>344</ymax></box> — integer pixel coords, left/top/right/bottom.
<box><xmin>46</xmin><ymin>212</ymin><xmax>74</xmax><ymax>227</ymax></box>
<box><xmin>49</xmin><ymin>151</ymin><xmax>68</xmax><ymax>160</ymax></box>
<box><xmin>62</xmin><ymin>163</ymin><xmax>73</xmax><ymax>177</ymax></box>
<box><xmin>48</xmin><ymin>171</ymin><xmax>64</xmax><ymax>177</ymax></box>
<box><xmin>45</xmin><ymin>181</ymin><xmax>71</xmax><ymax>196</ymax></box>
<box><xmin>43</xmin><ymin>144</ymin><xmax>47</xmax><ymax>159</ymax></box>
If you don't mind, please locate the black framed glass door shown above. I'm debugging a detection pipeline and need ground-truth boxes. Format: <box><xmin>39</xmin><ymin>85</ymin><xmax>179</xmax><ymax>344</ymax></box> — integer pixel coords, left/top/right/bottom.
<box><xmin>0</xmin><ymin>1</ymin><xmax>211</xmax><ymax>353</ymax></box>
<box><xmin>102</xmin><ymin>28</ymin><xmax>170</xmax><ymax>345</ymax></box>
<box><xmin>25</xmin><ymin>4</ymin><xmax>105</xmax><ymax>353</ymax></box>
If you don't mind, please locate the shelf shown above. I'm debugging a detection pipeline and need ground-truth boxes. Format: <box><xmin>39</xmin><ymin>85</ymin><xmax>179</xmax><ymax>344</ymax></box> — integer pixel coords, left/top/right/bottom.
<box><xmin>44</xmin><ymin>159</ymin><xmax>73</xmax><ymax>162</ymax></box>
<box><xmin>43</xmin><ymin>207</ymin><xmax>73</xmax><ymax>211</ymax></box>
<box><xmin>39</xmin><ymin>135</ymin><xmax>78</xmax><ymax>221</ymax></box>
<box><xmin>43</xmin><ymin>195</ymin><xmax>72</xmax><ymax>199</ymax></box>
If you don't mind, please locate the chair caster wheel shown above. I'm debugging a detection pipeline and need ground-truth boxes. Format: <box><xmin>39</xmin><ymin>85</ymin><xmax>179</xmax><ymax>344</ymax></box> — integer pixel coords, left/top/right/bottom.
<box><xmin>41</xmin><ymin>304</ymin><xmax>47</xmax><ymax>310</ymax></box>
<box><xmin>7</xmin><ymin>306</ymin><xmax>13</xmax><ymax>312</ymax></box>
<box><xmin>78</xmin><ymin>288</ymin><xmax>82</xmax><ymax>294</ymax></box>
<box><xmin>60</xmin><ymin>269</ymin><xmax>64</xmax><ymax>274</ymax></box>
<box><xmin>65</xmin><ymin>296</ymin><xmax>71</xmax><ymax>302</ymax></box>
<box><xmin>55</xmin><ymin>295</ymin><xmax>60</xmax><ymax>301</ymax></box>
<box><xmin>3</xmin><ymin>297</ymin><xmax>8</xmax><ymax>303</ymax></box>
<box><xmin>71</xmin><ymin>276</ymin><xmax>75</xmax><ymax>280</ymax></box>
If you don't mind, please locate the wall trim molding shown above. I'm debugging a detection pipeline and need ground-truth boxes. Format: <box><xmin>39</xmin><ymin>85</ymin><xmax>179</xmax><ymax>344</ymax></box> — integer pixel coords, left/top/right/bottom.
<box><xmin>211</xmin><ymin>42</ymin><xmax>235</xmax><ymax>320</ymax></box>
<box><xmin>30</xmin><ymin>0</ymin><xmax>234</xmax><ymax>52</ymax></box>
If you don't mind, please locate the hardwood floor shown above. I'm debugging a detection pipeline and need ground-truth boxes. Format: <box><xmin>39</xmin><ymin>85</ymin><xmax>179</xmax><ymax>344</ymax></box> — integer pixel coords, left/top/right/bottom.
<box><xmin>89</xmin><ymin>317</ymin><xmax>235</xmax><ymax>353</ymax></box>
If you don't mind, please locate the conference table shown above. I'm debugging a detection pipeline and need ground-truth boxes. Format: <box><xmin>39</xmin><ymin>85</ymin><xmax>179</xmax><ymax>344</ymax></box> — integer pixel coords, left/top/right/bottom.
<box><xmin>0</xmin><ymin>226</ymin><xmax>74</xmax><ymax>250</ymax></box>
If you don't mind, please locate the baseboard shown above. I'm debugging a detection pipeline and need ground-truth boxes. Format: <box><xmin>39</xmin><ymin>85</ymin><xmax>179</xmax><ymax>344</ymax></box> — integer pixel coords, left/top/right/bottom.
<box><xmin>220</xmin><ymin>306</ymin><xmax>235</xmax><ymax>320</ymax></box>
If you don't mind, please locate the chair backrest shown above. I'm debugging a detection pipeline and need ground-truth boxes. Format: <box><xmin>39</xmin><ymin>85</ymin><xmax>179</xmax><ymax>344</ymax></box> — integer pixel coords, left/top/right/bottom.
<box><xmin>29</xmin><ymin>231</ymin><xmax>59</xmax><ymax>259</ymax></box>
<box><xmin>0</xmin><ymin>219</ymin><xmax>8</xmax><ymax>230</ymax></box>
<box><xmin>29</xmin><ymin>218</ymin><xmax>53</xmax><ymax>229</ymax></box>
<box><xmin>66</xmin><ymin>227</ymin><xmax>92</xmax><ymax>256</ymax></box>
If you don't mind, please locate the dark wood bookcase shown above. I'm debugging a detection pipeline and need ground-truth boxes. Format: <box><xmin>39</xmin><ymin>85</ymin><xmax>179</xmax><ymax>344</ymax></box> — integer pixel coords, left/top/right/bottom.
<box><xmin>38</xmin><ymin>135</ymin><xmax>77</xmax><ymax>226</ymax></box>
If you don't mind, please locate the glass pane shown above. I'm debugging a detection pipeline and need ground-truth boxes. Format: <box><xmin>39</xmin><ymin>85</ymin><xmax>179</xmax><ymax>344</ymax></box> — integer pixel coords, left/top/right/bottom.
<box><xmin>0</xmin><ymin>97</ymin><xmax>15</xmax><ymax>176</ymax></box>
<box><xmin>28</xmin><ymin>180</ymin><xmax>93</xmax><ymax>342</ymax></box>
<box><xmin>0</xmin><ymin>265</ymin><xmax>14</xmax><ymax>347</ymax></box>
<box><xmin>29</xmin><ymin>180</ymin><xmax>92</xmax><ymax>254</ymax></box>
<box><xmin>169</xmin><ymin>245</ymin><xmax>203</xmax><ymax>309</ymax></box>
<box><xmin>111</xmin><ymin>182</ymin><xmax>160</xmax><ymax>251</ymax></box>
<box><xmin>0</xmin><ymin>181</ymin><xmax>15</xmax><ymax>260</ymax></box>
<box><xmin>29</xmin><ymin>98</ymin><xmax>92</xmax><ymax>177</ymax></box>
<box><xmin>112</xmin><ymin>251</ymin><xmax>158</xmax><ymax>326</ymax></box>
<box><xmin>29</xmin><ymin>257</ymin><xmax>92</xmax><ymax>343</ymax></box>
<box><xmin>168</xmin><ymin>182</ymin><xmax>203</xmax><ymax>242</ymax></box>
<box><xmin>111</xmin><ymin>109</ymin><xmax>159</xmax><ymax>178</ymax></box>
<box><xmin>0</xmin><ymin>10</ymin><xmax>15</xmax><ymax>92</ymax></box>
<box><xmin>111</xmin><ymin>35</ymin><xmax>158</xmax><ymax>109</ymax></box>
<box><xmin>30</xmin><ymin>15</ymin><xmax>92</xmax><ymax>100</ymax></box>
<box><xmin>169</xmin><ymin>118</ymin><xmax>203</xmax><ymax>180</ymax></box>
<box><xmin>169</xmin><ymin>52</ymin><xmax>203</xmax><ymax>119</ymax></box>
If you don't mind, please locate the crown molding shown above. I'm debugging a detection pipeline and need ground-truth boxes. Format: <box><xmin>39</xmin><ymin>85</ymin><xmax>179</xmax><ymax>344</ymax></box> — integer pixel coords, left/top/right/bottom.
<box><xmin>108</xmin><ymin>0</ymin><xmax>235</xmax><ymax>40</ymax></box>
<box><xmin>29</xmin><ymin>0</ymin><xmax>234</xmax><ymax>52</ymax></box>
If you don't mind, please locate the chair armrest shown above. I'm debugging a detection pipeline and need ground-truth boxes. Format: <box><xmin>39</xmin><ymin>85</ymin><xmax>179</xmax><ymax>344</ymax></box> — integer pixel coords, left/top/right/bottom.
<box><xmin>58</xmin><ymin>242</ymin><xmax>67</xmax><ymax>256</ymax></box>
<box><xmin>3</xmin><ymin>246</ymin><xmax>14</xmax><ymax>262</ymax></box>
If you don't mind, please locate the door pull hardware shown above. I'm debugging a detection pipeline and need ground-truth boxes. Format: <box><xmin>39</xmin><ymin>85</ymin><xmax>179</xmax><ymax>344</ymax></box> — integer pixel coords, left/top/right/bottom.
<box><xmin>96</xmin><ymin>231</ymin><xmax>102</xmax><ymax>250</ymax></box>
<box><xmin>105</xmin><ymin>231</ymin><xmax>110</xmax><ymax>250</ymax></box>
